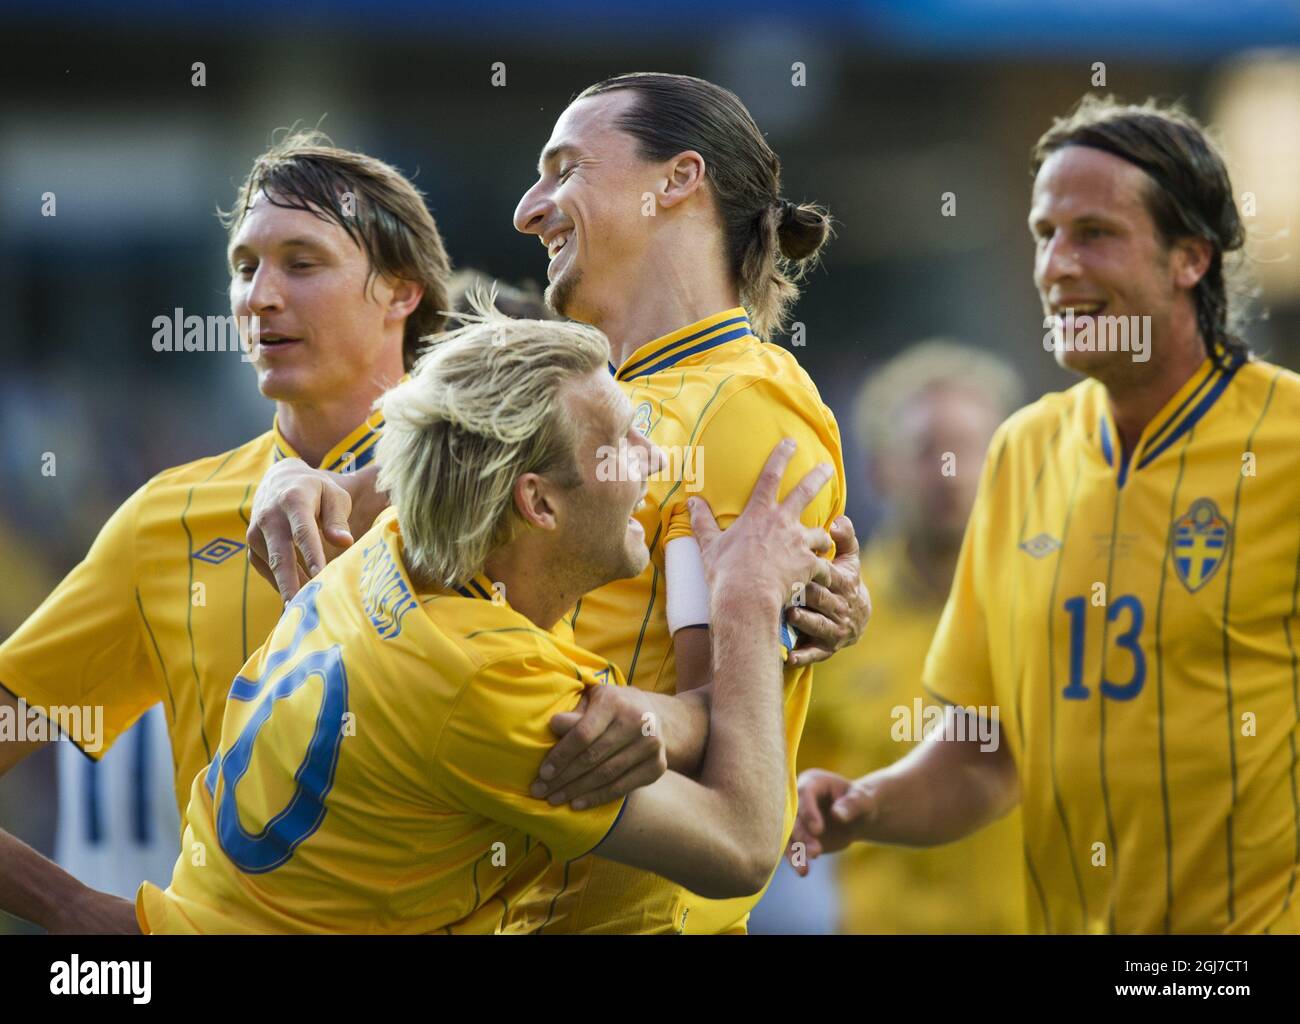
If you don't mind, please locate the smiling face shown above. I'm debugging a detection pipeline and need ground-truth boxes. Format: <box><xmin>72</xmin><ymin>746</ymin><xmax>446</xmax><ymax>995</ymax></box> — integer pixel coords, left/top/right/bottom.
<box><xmin>229</xmin><ymin>193</ymin><xmax>408</xmax><ymax>404</ymax></box>
<box><xmin>549</xmin><ymin>368</ymin><xmax>660</xmax><ymax>588</ymax></box>
<box><xmin>1029</xmin><ymin>145</ymin><xmax>1191</xmax><ymax>384</ymax></box>
<box><xmin>513</xmin><ymin>91</ymin><xmax>662</xmax><ymax>325</ymax></box>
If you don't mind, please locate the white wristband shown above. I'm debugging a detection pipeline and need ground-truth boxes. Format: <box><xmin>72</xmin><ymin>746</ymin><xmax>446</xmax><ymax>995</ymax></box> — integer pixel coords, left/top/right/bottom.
<box><xmin>665</xmin><ymin>537</ymin><xmax>711</xmax><ymax>634</ymax></box>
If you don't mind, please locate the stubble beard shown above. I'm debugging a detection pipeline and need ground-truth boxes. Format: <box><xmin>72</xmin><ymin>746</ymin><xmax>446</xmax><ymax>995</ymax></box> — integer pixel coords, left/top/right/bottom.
<box><xmin>545</xmin><ymin>266</ymin><xmax>582</xmax><ymax>319</ymax></box>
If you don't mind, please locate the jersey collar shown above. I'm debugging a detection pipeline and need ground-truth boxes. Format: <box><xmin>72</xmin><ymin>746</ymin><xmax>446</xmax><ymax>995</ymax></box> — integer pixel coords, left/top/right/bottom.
<box><xmin>272</xmin><ymin>405</ymin><xmax>386</xmax><ymax>472</ymax></box>
<box><xmin>1096</xmin><ymin>348</ymin><xmax>1244</xmax><ymax>487</ymax></box>
<box><xmin>453</xmin><ymin>571</ymin><xmax>502</xmax><ymax>604</ymax></box>
<box><xmin>611</xmin><ymin>307</ymin><xmax>756</xmax><ymax>382</ymax></box>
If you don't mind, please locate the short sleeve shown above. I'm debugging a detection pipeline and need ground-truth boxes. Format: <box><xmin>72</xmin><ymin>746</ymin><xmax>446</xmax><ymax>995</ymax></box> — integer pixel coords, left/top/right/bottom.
<box><xmin>433</xmin><ymin>649</ymin><xmax>626</xmax><ymax>862</ymax></box>
<box><xmin>662</xmin><ymin>378</ymin><xmax>845</xmax><ymax>548</ymax></box>
<box><xmin>661</xmin><ymin>378</ymin><xmax>844</xmax><ymax>656</ymax></box>
<box><xmin>921</xmin><ymin>432</ymin><xmax>1004</xmax><ymax>709</ymax></box>
<box><xmin>0</xmin><ymin>485</ymin><xmax>156</xmax><ymax>756</ymax></box>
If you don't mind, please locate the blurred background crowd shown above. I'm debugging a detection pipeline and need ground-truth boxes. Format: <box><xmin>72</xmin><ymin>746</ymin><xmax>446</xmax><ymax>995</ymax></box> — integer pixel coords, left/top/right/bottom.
<box><xmin>2</xmin><ymin>0</ymin><xmax>1298</xmax><ymax>933</ymax></box>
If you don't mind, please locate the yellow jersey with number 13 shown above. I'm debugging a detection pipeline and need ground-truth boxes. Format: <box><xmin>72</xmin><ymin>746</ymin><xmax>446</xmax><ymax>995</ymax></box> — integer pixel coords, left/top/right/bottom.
<box><xmin>925</xmin><ymin>355</ymin><xmax>1300</xmax><ymax>934</ymax></box>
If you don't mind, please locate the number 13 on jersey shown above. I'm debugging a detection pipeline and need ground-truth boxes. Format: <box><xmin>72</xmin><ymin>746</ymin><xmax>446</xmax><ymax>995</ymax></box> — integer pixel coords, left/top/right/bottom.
<box><xmin>1061</xmin><ymin>594</ymin><xmax>1146</xmax><ymax>702</ymax></box>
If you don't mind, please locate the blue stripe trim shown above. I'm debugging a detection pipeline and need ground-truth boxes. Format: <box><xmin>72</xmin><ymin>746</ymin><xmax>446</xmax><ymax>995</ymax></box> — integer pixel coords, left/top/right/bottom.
<box><xmin>779</xmin><ymin>612</ymin><xmax>799</xmax><ymax>653</ymax></box>
<box><xmin>1099</xmin><ymin>417</ymin><xmax>1114</xmax><ymax>467</ymax></box>
<box><xmin>326</xmin><ymin>431</ymin><xmax>375</xmax><ymax>471</ymax></box>
<box><xmin>228</xmin><ymin>673</ymin><xmax>260</xmax><ymax>702</ymax></box>
<box><xmin>618</xmin><ymin>315</ymin><xmax>749</xmax><ymax>378</ymax></box>
<box><xmin>454</xmin><ymin>579</ymin><xmax>493</xmax><ymax>601</ymax></box>
<box><xmin>607</xmin><ymin>361</ymin><xmax>617</xmax><ymax>377</ymax></box>
<box><xmin>1144</xmin><ymin>363</ymin><xmax>1219</xmax><ymax>452</ymax></box>
<box><xmin>1138</xmin><ymin>357</ymin><xmax>1243</xmax><ymax>471</ymax></box>
<box><xmin>205</xmin><ymin>751</ymin><xmax>221</xmax><ymax>798</ymax></box>
<box><xmin>623</xmin><ymin>326</ymin><xmax>752</xmax><ymax>380</ymax></box>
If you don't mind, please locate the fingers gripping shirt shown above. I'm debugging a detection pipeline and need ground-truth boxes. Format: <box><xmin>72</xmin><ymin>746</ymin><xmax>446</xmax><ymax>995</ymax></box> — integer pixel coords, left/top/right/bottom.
<box><xmin>510</xmin><ymin>308</ymin><xmax>847</xmax><ymax>934</ymax></box>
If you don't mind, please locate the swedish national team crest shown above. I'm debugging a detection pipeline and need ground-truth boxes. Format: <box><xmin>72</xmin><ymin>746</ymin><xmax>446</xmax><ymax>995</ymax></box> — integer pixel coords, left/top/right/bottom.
<box><xmin>632</xmin><ymin>401</ymin><xmax>653</xmax><ymax>436</ymax></box>
<box><xmin>1170</xmin><ymin>498</ymin><xmax>1231</xmax><ymax>593</ymax></box>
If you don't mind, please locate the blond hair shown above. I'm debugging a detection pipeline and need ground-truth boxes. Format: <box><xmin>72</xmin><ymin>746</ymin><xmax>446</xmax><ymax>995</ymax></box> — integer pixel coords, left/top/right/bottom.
<box><xmin>376</xmin><ymin>291</ymin><xmax>610</xmax><ymax>588</ymax></box>
<box><xmin>854</xmin><ymin>340</ymin><xmax>1024</xmax><ymax>455</ymax></box>
<box><xmin>448</xmin><ymin>269</ymin><xmax>557</xmax><ymax>322</ymax></box>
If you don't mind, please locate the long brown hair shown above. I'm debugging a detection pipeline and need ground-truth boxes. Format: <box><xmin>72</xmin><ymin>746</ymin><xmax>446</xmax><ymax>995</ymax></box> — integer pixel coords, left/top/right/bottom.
<box><xmin>221</xmin><ymin>128</ymin><xmax>453</xmax><ymax>370</ymax></box>
<box><xmin>1032</xmin><ymin>95</ymin><xmax>1251</xmax><ymax>367</ymax></box>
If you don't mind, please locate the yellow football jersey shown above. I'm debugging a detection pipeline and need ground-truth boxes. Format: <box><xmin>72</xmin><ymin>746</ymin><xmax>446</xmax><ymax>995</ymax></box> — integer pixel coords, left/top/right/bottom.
<box><xmin>513</xmin><ymin>307</ymin><xmax>847</xmax><ymax>934</ymax></box>
<box><xmin>137</xmin><ymin>509</ymin><xmax>625</xmax><ymax>934</ymax></box>
<box><xmin>0</xmin><ymin>410</ymin><xmax>385</xmax><ymax>824</ymax></box>
<box><xmin>924</xmin><ymin>353</ymin><xmax>1300</xmax><ymax>934</ymax></box>
<box><xmin>800</xmin><ymin>535</ymin><xmax>1027</xmax><ymax>934</ymax></box>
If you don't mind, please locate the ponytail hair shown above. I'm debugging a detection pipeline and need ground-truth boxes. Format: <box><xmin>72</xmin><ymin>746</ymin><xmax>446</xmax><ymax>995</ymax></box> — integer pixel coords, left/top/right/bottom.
<box><xmin>577</xmin><ymin>73</ymin><xmax>831</xmax><ymax>338</ymax></box>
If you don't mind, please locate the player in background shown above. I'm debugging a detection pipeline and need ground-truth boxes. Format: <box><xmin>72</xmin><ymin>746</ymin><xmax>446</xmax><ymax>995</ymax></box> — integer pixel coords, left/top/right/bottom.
<box><xmin>753</xmin><ymin>340</ymin><xmax>1027</xmax><ymax>934</ymax></box>
<box><xmin>794</xmin><ymin>95</ymin><xmax>1300</xmax><ymax>934</ymax></box>
<box><xmin>247</xmin><ymin>73</ymin><xmax>870</xmax><ymax>934</ymax></box>
<box><xmin>136</xmin><ymin>308</ymin><xmax>835</xmax><ymax>933</ymax></box>
<box><xmin>0</xmin><ymin>130</ymin><xmax>452</xmax><ymax>933</ymax></box>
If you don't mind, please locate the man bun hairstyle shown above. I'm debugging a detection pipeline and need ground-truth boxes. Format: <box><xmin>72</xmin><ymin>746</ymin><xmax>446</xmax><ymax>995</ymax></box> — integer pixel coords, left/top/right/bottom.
<box><xmin>577</xmin><ymin>72</ymin><xmax>831</xmax><ymax>339</ymax></box>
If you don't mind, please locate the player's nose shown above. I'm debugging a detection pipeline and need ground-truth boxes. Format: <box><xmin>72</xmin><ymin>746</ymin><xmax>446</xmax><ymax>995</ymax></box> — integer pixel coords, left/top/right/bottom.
<box><xmin>1039</xmin><ymin>233</ymin><xmax>1080</xmax><ymax>288</ymax></box>
<box><xmin>244</xmin><ymin>265</ymin><xmax>285</xmax><ymax>314</ymax></box>
<box><xmin>513</xmin><ymin>181</ymin><xmax>550</xmax><ymax>236</ymax></box>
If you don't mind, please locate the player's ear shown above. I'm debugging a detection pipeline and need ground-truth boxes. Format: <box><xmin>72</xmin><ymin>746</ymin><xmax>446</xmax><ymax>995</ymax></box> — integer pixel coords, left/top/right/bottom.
<box><xmin>1170</xmin><ymin>236</ymin><xmax>1212</xmax><ymax>292</ymax></box>
<box><xmin>513</xmin><ymin>473</ymin><xmax>559</xmax><ymax>532</ymax></box>
<box><xmin>384</xmin><ymin>277</ymin><xmax>424</xmax><ymax>325</ymax></box>
<box><xmin>660</xmin><ymin>151</ymin><xmax>706</xmax><ymax>210</ymax></box>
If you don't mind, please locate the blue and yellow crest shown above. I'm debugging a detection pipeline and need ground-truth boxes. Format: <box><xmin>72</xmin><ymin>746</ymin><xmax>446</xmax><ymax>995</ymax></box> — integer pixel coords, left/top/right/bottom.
<box><xmin>632</xmin><ymin>401</ymin><xmax>653</xmax><ymax>436</ymax></box>
<box><xmin>1170</xmin><ymin>497</ymin><xmax>1230</xmax><ymax>593</ymax></box>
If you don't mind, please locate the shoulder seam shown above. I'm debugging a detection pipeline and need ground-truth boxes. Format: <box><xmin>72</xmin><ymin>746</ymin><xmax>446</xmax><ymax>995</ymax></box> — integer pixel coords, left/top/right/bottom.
<box><xmin>429</xmin><ymin>641</ymin><xmax>578</xmax><ymax>786</ymax></box>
